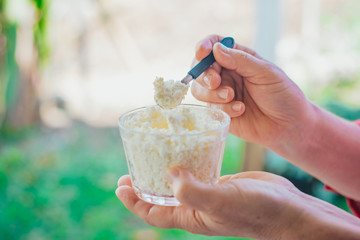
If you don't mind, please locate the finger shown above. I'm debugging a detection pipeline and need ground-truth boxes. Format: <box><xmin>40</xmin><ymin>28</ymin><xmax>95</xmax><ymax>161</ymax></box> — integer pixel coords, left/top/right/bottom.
<box><xmin>116</xmin><ymin>185</ymin><xmax>198</xmax><ymax>230</ymax></box>
<box><xmin>115</xmin><ymin>185</ymin><xmax>166</xmax><ymax>227</ymax></box>
<box><xmin>195</xmin><ymin>35</ymin><xmax>224</xmax><ymax>61</ymax></box>
<box><xmin>233</xmin><ymin>44</ymin><xmax>263</xmax><ymax>59</ymax></box>
<box><xmin>223</xmin><ymin>171</ymin><xmax>295</xmax><ymax>189</ymax></box>
<box><xmin>218</xmin><ymin>174</ymin><xmax>234</xmax><ymax>183</ymax></box>
<box><xmin>195</xmin><ymin>35</ymin><xmax>262</xmax><ymax>64</ymax></box>
<box><xmin>115</xmin><ymin>185</ymin><xmax>157</xmax><ymax>222</ymax></box>
<box><xmin>167</xmin><ymin>167</ymin><xmax>224</xmax><ymax>213</ymax></box>
<box><xmin>195</xmin><ymin>35</ymin><xmax>260</xmax><ymax>59</ymax></box>
<box><xmin>218</xmin><ymin>174</ymin><xmax>248</xmax><ymax>183</ymax></box>
<box><xmin>219</xmin><ymin>71</ymin><xmax>236</xmax><ymax>92</ymax></box>
<box><xmin>191</xmin><ymin>54</ymin><xmax>222</xmax><ymax>74</ymax></box>
<box><xmin>213</xmin><ymin>42</ymin><xmax>267</xmax><ymax>78</ymax></box>
<box><xmin>233</xmin><ymin>172</ymin><xmax>299</xmax><ymax>195</ymax></box>
<box><xmin>195</xmin><ymin>34</ymin><xmax>262</xmax><ymax>64</ymax></box>
<box><xmin>118</xmin><ymin>175</ymin><xmax>132</xmax><ymax>187</ymax></box>
<box><xmin>191</xmin><ymin>81</ymin><xmax>234</xmax><ymax>103</ymax></box>
<box><xmin>208</xmin><ymin>101</ymin><xmax>245</xmax><ymax>118</ymax></box>
<box><xmin>196</xmin><ymin>68</ymin><xmax>221</xmax><ymax>90</ymax></box>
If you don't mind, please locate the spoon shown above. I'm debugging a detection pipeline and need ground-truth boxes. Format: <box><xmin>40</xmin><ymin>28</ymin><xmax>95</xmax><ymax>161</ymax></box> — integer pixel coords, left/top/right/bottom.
<box><xmin>181</xmin><ymin>37</ymin><xmax>235</xmax><ymax>85</ymax></box>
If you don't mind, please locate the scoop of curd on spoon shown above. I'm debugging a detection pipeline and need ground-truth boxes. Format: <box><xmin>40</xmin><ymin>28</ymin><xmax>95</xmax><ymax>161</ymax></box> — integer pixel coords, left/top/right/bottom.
<box><xmin>154</xmin><ymin>37</ymin><xmax>235</xmax><ymax>109</ymax></box>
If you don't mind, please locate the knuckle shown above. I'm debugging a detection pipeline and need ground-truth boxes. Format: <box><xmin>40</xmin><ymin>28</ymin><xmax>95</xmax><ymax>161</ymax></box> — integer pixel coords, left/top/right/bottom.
<box><xmin>246</xmin><ymin>48</ymin><xmax>258</xmax><ymax>57</ymax></box>
<box><xmin>237</xmin><ymin>51</ymin><xmax>250</xmax><ymax>63</ymax></box>
<box><xmin>207</xmin><ymin>68</ymin><xmax>217</xmax><ymax>77</ymax></box>
<box><xmin>143</xmin><ymin>212</ymin><xmax>174</xmax><ymax>229</ymax></box>
<box><xmin>262</xmin><ymin>61</ymin><xmax>275</xmax><ymax>72</ymax></box>
<box><xmin>207</xmin><ymin>34</ymin><xmax>218</xmax><ymax>41</ymax></box>
<box><xmin>145</xmin><ymin>219</ymin><xmax>172</xmax><ymax>229</ymax></box>
<box><xmin>143</xmin><ymin>215</ymin><xmax>156</xmax><ymax>226</ymax></box>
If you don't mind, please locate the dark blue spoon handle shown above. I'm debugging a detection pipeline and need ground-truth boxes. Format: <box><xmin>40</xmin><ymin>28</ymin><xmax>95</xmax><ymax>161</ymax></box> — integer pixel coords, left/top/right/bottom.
<box><xmin>188</xmin><ymin>37</ymin><xmax>235</xmax><ymax>79</ymax></box>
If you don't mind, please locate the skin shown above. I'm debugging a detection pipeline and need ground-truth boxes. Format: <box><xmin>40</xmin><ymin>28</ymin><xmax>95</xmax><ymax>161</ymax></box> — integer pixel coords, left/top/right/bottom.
<box><xmin>117</xmin><ymin>170</ymin><xmax>360</xmax><ymax>239</ymax></box>
<box><xmin>116</xmin><ymin>35</ymin><xmax>360</xmax><ymax>239</ymax></box>
<box><xmin>191</xmin><ymin>35</ymin><xmax>360</xmax><ymax>200</ymax></box>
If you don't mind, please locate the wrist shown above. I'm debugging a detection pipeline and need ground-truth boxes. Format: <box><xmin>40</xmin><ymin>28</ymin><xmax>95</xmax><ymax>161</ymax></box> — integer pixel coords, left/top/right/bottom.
<box><xmin>295</xmin><ymin>102</ymin><xmax>322</xmax><ymax>157</ymax></box>
<box><xmin>281</xmin><ymin>192</ymin><xmax>360</xmax><ymax>240</ymax></box>
<box><xmin>251</xmin><ymin>189</ymin><xmax>309</xmax><ymax>240</ymax></box>
<box><xmin>282</xmin><ymin>102</ymin><xmax>360</xmax><ymax>199</ymax></box>
<box><xmin>268</xmin><ymin>100</ymin><xmax>319</xmax><ymax>159</ymax></box>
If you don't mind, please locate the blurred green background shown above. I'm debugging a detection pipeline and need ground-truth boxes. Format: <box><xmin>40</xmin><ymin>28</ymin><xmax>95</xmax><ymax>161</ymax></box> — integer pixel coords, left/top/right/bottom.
<box><xmin>1</xmin><ymin>0</ymin><xmax>360</xmax><ymax>239</ymax></box>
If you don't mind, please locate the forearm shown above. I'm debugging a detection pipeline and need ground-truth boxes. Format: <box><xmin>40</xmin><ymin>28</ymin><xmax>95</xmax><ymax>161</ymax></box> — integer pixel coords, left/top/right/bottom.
<box><xmin>282</xmin><ymin>192</ymin><xmax>360</xmax><ymax>240</ymax></box>
<box><xmin>276</xmin><ymin>103</ymin><xmax>360</xmax><ymax>200</ymax></box>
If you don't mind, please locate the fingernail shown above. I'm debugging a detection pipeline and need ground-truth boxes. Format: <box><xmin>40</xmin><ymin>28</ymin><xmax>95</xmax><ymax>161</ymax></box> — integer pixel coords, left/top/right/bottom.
<box><xmin>219</xmin><ymin>42</ymin><xmax>229</xmax><ymax>52</ymax></box>
<box><xmin>218</xmin><ymin>89</ymin><xmax>229</xmax><ymax>99</ymax></box>
<box><xmin>115</xmin><ymin>187</ymin><xmax>121</xmax><ymax>196</ymax></box>
<box><xmin>232</xmin><ymin>103</ymin><xmax>243</xmax><ymax>112</ymax></box>
<box><xmin>203</xmin><ymin>76</ymin><xmax>210</xmax><ymax>87</ymax></box>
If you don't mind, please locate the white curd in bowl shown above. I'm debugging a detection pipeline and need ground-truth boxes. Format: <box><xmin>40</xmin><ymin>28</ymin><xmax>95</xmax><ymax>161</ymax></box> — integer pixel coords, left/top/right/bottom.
<box><xmin>119</xmin><ymin>105</ymin><xmax>230</xmax><ymax>205</ymax></box>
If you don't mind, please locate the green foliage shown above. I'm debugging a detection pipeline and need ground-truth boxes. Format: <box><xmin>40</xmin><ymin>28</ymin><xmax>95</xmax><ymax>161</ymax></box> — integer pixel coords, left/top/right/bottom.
<box><xmin>323</xmin><ymin>101</ymin><xmax>360</xmax><ymax>121</ymax></box>
<box><xmin>0</xmin><ymin>124</ymin><xmax>128</xmax><ymax>239</ymax></box>
<box><xmin>265</xmin><ymin>151</ymin><xmax>350</xmax><ymax>213</ymax></box>
<box><xmin>30</xmin><ymin>0</ymin><xmax>50</xmax><ymax>66</ymax></box>
<box><xmin>221</xmin><ymin>134</ymin><xmax>244</xmax><ymax>175</ymax></box>
<box><xmin>0</xmin><ymin>123</ymin><xmax>250</xmax><ymax>240</ymax></box>
<box><xmin>0</xmin><ymin>20</ymin><xmax>20</xmax><ymax>126</ymax></box>
<box><xmin>310</xmin><ymin>72</ymin><xmax>360</xmax><ymax>109</ymax></box>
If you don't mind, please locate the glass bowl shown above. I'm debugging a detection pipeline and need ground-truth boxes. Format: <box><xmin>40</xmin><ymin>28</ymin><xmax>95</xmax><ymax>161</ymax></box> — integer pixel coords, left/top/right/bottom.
<box><xmin>118</xmin><ymin>104</ymin><xmax>230</xmax><ymax>206</ymax></box>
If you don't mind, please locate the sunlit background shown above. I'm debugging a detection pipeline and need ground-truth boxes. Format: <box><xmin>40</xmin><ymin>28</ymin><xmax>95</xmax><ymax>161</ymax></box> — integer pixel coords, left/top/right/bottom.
<box><xmin>1</xmin><ymin>0</ymin><xmax>360</xmax><ymax>239</ymax></box>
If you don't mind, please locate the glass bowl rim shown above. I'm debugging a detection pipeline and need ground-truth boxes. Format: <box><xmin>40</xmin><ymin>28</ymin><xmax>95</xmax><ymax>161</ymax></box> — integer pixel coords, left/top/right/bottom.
<box><xmin>118</xmin><ymin>104</ymin><xmax>230</xmax><ymax>137</ymax></box>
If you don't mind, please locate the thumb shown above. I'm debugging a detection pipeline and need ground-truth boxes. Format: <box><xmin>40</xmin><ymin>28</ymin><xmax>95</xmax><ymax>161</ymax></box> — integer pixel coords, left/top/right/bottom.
<box><xmin>213</xmin><ymin>42</ymin><xmax>266</xmax><ymax>78</ymax></box>
<box><xmin>167</xmin><ymin>167</ymin><xmax>223</xmax><ymax>212</ymax></box>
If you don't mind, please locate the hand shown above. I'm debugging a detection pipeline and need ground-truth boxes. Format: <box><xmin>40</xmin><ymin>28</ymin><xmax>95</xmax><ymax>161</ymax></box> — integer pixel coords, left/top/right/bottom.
<box><xmin>116</xmin><ymin>168</ymin><xmax>360</xmax><ymax>239</ymax></box>
<box><xmin>191</xmin><ymin>35</ymin><xmax>314</xmax><ymax>150</ymax></box>
<box><xmin>117</xmin><ymin>169</ymin><xmax>299</xmax><ymax>239</ymax></box>
<box><xmin>116</xmin><ymin>169</ymin><xmax>304</xmax><ymax>239</ymax></box>
<box><xmin>191</xmin><ymin>35</ymin><xmax>360</xmax><ymax>200</ymax></box>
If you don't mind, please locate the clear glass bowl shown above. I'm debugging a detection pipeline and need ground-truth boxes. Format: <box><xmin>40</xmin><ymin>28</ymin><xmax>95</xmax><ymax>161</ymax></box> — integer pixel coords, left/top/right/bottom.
<box><xmin>118</xmin><ymin>104</ymin><xmax>230</xmax><ymax>206</ymax></box>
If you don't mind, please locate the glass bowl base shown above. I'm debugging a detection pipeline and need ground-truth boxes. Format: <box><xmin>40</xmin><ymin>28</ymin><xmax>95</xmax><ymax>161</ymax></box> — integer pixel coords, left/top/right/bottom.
<box><xmin>133</xmin><ymin>185</ymin><xmax>180</xmax><ymax>206</ymax></box>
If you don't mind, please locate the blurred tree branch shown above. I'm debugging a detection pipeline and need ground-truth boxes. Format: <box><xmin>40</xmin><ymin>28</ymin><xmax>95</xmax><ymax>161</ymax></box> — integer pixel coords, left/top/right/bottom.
<box><xmin>0</xmin><ymin>0</ymin><xmax>50</xmax><ymax>131</ymax></box>
<box><xmin>0</xmin><ymin>0</ymin><xmax>20</xmax><ymax>128</ymax></box>
<box><xmin>31</xmin><ymin>0</ymin><xmax>50</xmax><ymax>67</ymax></box>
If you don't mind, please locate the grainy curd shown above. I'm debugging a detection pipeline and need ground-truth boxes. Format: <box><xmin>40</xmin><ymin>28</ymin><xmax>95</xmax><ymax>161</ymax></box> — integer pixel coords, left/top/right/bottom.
<box><xmin>153</xmin><ymin>77</ymin><xmax>189</xmax><ymax>109</ymax></box>
<box><xmin>119</xmin><ymin>105</ymin><xmax>229</xmax><ymax>197</ymax></box>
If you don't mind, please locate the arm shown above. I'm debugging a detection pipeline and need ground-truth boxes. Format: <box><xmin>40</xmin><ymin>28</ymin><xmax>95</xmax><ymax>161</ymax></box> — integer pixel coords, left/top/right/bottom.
<box><xmin>283</xmin><ymin>191</ymin><xmax>360</xmax><ymax>240</ymax></box>
<box><xmin>275</xmin><ymin>104</ymin><xmax>360</xmax><ymax>201</ymax></box>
